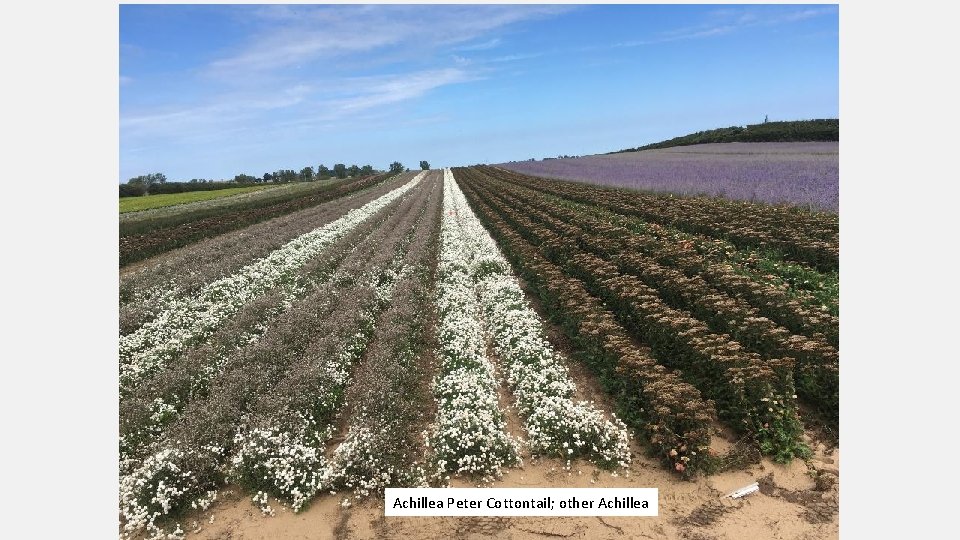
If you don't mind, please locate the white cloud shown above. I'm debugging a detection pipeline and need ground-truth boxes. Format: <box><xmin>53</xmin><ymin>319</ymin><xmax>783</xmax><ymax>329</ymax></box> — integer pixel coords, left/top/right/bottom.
<box><xmin>205</xmin><ymin>5</ymin><xmax>571</xmax><ymax>79</ymax></box>
<box><xmin>121</xmin><ymin>68</ymin><xmax>473</xmax><ymax>141</ymax></box>
<box><xmin>121</xmin><ymin>5</ymin><xmax>571</xmax><ymax>152</ymax></box>
<box><xmin>330</xmin><ymin>68</ymin><xmax>475</xmax><ymax>114</ymax></box>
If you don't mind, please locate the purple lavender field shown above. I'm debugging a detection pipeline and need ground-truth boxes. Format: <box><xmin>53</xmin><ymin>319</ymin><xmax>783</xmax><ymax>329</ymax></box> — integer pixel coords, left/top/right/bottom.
<box><xmin>498</xmin><ymin>142</ymin><xmax>839</xmax><ymax>212</ymax></box>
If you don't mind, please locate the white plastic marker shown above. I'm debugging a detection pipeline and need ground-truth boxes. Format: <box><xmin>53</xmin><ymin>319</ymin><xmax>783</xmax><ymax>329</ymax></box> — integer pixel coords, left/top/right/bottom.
<box><xmin>385</xmin><ymin>488</ymin><xmax>658</xmax><ymax>517</ymax></box>
<box><xmin>725</xmin><ymin>482</ymin><xmax>760</xmax><ymax>499</ymax></box>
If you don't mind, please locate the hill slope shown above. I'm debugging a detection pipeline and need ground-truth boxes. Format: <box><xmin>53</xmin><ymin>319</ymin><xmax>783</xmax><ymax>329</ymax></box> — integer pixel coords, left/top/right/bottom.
<box><xmin>613</xmin><ymin>119</ymin><xmax>839</xmax><ymax>153</ymax></box>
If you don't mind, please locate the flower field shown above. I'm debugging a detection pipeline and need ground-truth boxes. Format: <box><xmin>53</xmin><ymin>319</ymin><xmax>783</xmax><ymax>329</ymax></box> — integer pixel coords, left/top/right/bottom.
<box><xmin>119</xmin><ymin>172</ymin><xmax>397</xmax><ymax>266</ymax></box>
<box><xmin>498</xmin><ymin>142</ymin><xmax>839</xmax><ymax>212</ymax></box>
<box><xmin>118</xmin><ymin>166</ymin><xmax>839</xmax><ymax>539</ymax></box>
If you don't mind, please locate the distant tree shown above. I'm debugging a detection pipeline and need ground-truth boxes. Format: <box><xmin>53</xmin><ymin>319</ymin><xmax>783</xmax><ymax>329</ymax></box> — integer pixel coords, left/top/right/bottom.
<box><xmin>262</xmin><ymin>173</ymin><xmax>273</xmax><ymax>183</ymax></box>
<box><xmin>234</xmin><ymin>173</ymin><xmax>257</xmax><ymax>183</ymax></box>
<box><xmin>126</xmin><ymin>172</ymin><xmax>166</xmax><ymax>194</ymax></box>
<box><xmin>389</xmin><ymin>161</ymin><xmax>404</xmax><ymax>174</ymax></box>
<box><xmin>333</xmin><ymin>163</ymin><xmax>347</xmax><ymax>179</ymax></box>
<box><xmin>317</xmin><ymin>165</ymin><xmax>331</xmax><ymax>178</ymax></box>
<box><xmin>299</xmin><ymin>166</ymin><xmax>315</xmax><ymax>182</ymax></box>
<box><xmin>270</xmin><ymin>169</ymin><xmax>296</xmax><ymax>183</ymax></box>
<box><xmin>360</xmin><ymin>164</ymin><xmax>374</xmax><ymax>175</ymax></box>
<box><xmin>347</xmin><ymin>164</ymin><xmax>361</xmax><ymax>177</ymax></box>
<box><xmin>419</xmin><ymin>160</ymin><xmax>430</xmax><ymax>170</ymax></box>
<box><xmin>764</xmin><ymin>114</ymin><xmax>769</xmax><ymax>124</ymax></box>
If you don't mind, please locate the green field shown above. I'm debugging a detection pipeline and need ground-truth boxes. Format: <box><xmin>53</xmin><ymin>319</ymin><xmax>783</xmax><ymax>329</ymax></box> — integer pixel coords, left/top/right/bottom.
<box><xmin>119</xmin><ymin>185</ymin><xmax>274</xmax><ymax>213</ymax></box>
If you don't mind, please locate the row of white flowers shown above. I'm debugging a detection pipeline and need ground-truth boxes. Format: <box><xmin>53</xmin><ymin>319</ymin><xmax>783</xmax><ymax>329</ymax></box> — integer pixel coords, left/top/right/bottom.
<box><xmin>120</xmin><ymin>299</ymin><xmax>289</xmax><ymax>466</ymax></box>
<box><xmin>423</xmin><ymin>172</ymin><xmax>521</xmax><ymax>480</ymax></box>
<box><xmin>119</xmin><ymin>177</ymin><xmax>398</xmax><ymax>338</ymax></box>
<box><xmin>231</xmin><ymin>263</ymin><xmax>409</xmax><ymax>512</ymax></box>
<box><xmin>119</xmin><ymin>179</ymin><xmax>426</xmax><ymax>539</ymax></box>
<box><xmin>119</xmin><ymin>445</ymin><xmax>221</xmax><ymax>540</ymax></box>
<box><xmin>443</xmin><ymin>169</ymin><xmax>631</xmax><ymax>469</ymax></box>
<box><xmin>119</xmin><ymin>265</ymin><xmax>411</xmax><ymax>538</ymax></box>
<box><xmin>121</xmin><ymin>188</ymin><xmax>414</xmax><ymax>465</ymax></box>
<box><xmin>323</xmin><ymin>346</ymin><xmax>429</xmax><ymax>498</ymax></box>
<box><xmin>323</xmin><ymin>223</ymin><xmax>438</xmax><ymax>497</ymax></box>
<box><xmin>119</xmin><ymin>173</ymin><xmax>425</xmax><ymax>395</ymax></box>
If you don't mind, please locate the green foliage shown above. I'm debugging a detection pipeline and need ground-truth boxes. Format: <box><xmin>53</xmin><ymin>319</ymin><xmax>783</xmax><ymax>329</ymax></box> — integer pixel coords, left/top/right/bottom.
<box><xmin>613</xmin><ymin>119</ymin><xmax>839</xmax><ymax>153</ymax></box>
<box><xmin>119</xmin><ymin>173</ymin><xmax>388</xmax><ymax>266</ymax></box>
<box><xmin>122</xmin><ymin>179</ymin><xmax>263</xmax><ymax>198</ymax></box>
<box><xmin>269</xmin><ymin>169</ymin><xmax>298</xmax><ymax>183</ymax></box>
<box><xmin>333</xmin><ymin>163</ymin><xmax>347</xmax><ymax>179</ymax></box>
<box><xmin>317</xmin><ymin>164</ymin><xmax>331</xmax><ymax>178</ymax></box>
<box><xmin>119</xmin><ymin>183</ymin><xmax>148</xmax><ymax>197</ymax></box>
<box><xmin>348</xmin><ymin>164</ymin><xmax>361</xmax><ymax>177</ymax></box>
<box><xmin>419</xmin><ymin>160</ymin><xmax>430</xmax><ymax>170</ymax></box>
<box><xmin>389</xmin><ymin>161</ymin><xmax>404</xmax><ymax>174</ymax></box>
<box><xmin>119</xmin><ymin>185</ymin><xmax>273</xmax><ymax>213</ymax></box>
<box><xmin>299</xmin><ymin>166</ymin><xmax>314</xmax><ymax>182</ymax></box>
<box><xmin>126</xmin><ymin>172</ymin><xmax>167</xmax><ymax>194</ymax></box>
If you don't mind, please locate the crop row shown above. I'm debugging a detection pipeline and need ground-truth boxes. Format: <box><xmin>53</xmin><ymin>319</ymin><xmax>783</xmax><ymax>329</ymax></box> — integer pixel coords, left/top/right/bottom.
<box><xmin>451</xmin><ymin>171</ymin><xmax>718</xmax><ymax>475</ymax></box>
<box><xmin>426</xmin><ymin>169</ymin><xmax>521</xmax><ymax>478</ymax></box>
<box><xmin>426</xmin><ymin>169</ymin><xmax>630</xmax><ymax>479</ymax></box>
<box><xmin>477</xmin><ymin>165</ymin><xmax>838</xmax><ymax>272</ymax></box>
<box><xmin>456</xmin><ymin>167</ymin><xmax>809</xmax><ymax>464</ymax></box>
<box><xmin>324</xmin><ymin>173</ymin><xmax>443</xmax><ymax>497</ymax></box>
<box><xmin>120</xmin><ymin>173</ymin><xmax>433</xmax><ymax>467</ymax></box>
<box><xmin>119</xmin><ymin>172</ymin><xmax>392</xmax><ymax>266</ymax></box>
<box><xmin>118</xmin><ymin>173</ymin><xmax>425</xmax><ymax>397</ymax></box>
<box><xmin>119</xmin><ymin>173</ymin><xmax>414</xmax><ymax>336</ymax></box>
<box><xmin>538</xmin><ymin>195</ymin><xmax>839</xmax><ymax>343</ymax></box>
<box><xmin>468</xmin><ymin>174</ymin><xmax>838</xmax><ymax>427</ymax></box>
<box><xmin>120</xmin><ymin>182</ymin><xmax>315</xmax><ymax>220</ymax></box>
<box><xmin>232</xmin><ymin>173</ymin><xmax>442</xmax><ymax>510</ymax></box>
<box><xmin>119</xmin><ymin>173</ymin><xmax>439</xmax><ymax>539</ymax></box>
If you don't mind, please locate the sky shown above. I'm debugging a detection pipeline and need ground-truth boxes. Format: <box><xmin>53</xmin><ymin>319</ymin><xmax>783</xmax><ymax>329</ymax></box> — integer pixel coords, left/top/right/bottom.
<box><xmin>119</xmin><ymin>4</ymin><xmax>839</xmax><ymax>182</ymax></box>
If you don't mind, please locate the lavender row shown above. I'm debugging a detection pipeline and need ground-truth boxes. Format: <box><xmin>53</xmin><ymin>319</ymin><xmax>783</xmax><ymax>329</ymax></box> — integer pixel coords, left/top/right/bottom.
<box><xmin>484</xmin><ymin>165</ymin><xmax>838</xmax><ymax>272</ymax></box>
<box><xmin>498</xmin><ymin>142</ymin><xmax>838</xmax><ymax>212</ymax></box>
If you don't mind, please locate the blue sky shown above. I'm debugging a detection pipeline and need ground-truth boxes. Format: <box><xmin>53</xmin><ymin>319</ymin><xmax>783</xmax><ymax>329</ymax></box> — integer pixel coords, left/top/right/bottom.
<box><xmin>120</xmin><ymin>4</ymin><xmax>839</xmax><ymax>182</ymax></box>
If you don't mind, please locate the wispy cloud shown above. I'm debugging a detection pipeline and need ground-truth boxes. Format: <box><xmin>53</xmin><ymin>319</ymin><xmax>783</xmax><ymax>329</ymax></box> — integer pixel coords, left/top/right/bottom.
<box><xmin>122</xmin><ymin>68</ymin><xmax>473</xmax><ymax>141</ymax></box>
<box><xmin>586</xmin><ymin>6</ymin><xmax>836</xmax><ymax>50</ymax></box>
<box><xmin>122</xmin><ymin>84</ymin><xmax>313</xmax><ymax>135</ymax></box>
<box><xmin>450</xmin><ymin>51</ymin><xmax>544</xmax><ymax>67</ymax></box>
<box><xmin>328</xmin><ymin>68</ymin><xmax>476</xmax><ymax>115</ymax></box>
<box><xmin>453</xmin><ymin>38</ymin><xmax>502</xmax><ymax>52</ymax></box>
<box><xmin>205</xmin><ymin>5</ymin><xmax>571</xmax><ymax>79</ymax></box>
<box><xmin>124</xmin><ymin>4</ymin><xmax>569</xmax><ymax>144</ymax></box>
<box><xmin>487</xmin><ymin>53</ymin><xmax>544</xmax><ymax>64</ymax></box>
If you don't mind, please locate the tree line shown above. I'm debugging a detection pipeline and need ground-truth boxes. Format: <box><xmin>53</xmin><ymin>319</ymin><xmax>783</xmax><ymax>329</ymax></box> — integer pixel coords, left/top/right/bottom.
<box><xmin>120</xmin><ymin>161</ymin><xmax>426</xmax><ymax>197</ymax></box>
<box><xmin>611</xmin><ymin>119</ymin><xmax>840</xmax><ymax>153</ymax></box>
